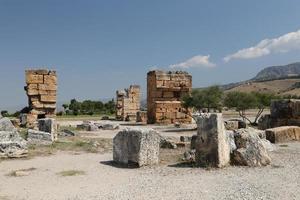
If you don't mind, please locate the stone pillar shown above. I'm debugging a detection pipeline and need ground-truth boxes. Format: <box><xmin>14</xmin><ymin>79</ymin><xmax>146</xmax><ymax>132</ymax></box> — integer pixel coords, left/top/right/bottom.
<box><xmin>113</xmin><ymin>128</ymin><xmax>160</xmax><ymax>167</ymax></box>
<box><xmin>195</xmin><ymin>113</ymin><xmax>230</xmax><ymax>168</ymax></box>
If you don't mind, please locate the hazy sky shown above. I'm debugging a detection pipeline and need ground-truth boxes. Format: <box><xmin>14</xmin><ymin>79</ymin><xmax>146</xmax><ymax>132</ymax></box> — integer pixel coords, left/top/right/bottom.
<box><xmin>1</xmin><ymin>0</ymin><xmax>300</xmax><ymax>111</ymax></box>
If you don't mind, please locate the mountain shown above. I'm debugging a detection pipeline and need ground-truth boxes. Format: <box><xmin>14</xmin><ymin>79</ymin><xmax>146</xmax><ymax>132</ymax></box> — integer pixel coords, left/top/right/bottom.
<box><xmin>253</xmin><ymin>62</ymin><xmax>300</xmax><ymax>81</ymax></box>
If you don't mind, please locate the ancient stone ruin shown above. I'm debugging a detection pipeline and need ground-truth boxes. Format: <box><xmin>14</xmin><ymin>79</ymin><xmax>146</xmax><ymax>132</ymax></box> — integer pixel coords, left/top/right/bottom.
<box><xmin>147</xmin><ymin>71</ymin><xmax>192</xmax><ymax>124</ymax></box>
<box><xmin>195</xmin><ymin>113</ymin><xmax>230</xmax><ymax>168</ymax></box>
<box><xmin>113</xmin><ymin>128</ymin><xmax>160</xmax><ymax>167</ymax></box>
<box><xmin>259</xmin><ymin>99</ymin><xmax>300</xmax><ymax>129</ymax></box>
<box><xmin>24</xmin><ymin>69</ymin><xmax>57</xmax><ymax>127</ymax></box>
<box><xmin>116</xmin><ymin>85</ymin><xmax>140</xmax><ymax>121</ymax></box>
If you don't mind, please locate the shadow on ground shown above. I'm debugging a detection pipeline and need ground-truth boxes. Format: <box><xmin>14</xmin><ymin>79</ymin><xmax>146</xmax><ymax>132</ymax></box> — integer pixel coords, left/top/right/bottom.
<box><xmin>100</xmin><ymin>160</ymin><xmax>139</xmax><ymax>169</ymax></box>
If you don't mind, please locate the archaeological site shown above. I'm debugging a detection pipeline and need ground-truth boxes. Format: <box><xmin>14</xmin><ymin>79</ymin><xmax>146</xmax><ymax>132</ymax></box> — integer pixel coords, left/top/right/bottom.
<box><xmin>147</xmin><ymin>70</ymin><xmax>192</xmax><ymax>124</ymax></box>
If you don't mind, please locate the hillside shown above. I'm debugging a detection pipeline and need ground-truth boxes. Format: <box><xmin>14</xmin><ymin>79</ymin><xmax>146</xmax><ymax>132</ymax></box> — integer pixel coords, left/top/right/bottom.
<box><xmin>253</xmin><ymin>62</ymin><xmax>300</xmax><ymax>81</ymax></box>
<box><xmin>225</xmin><ymin>78</ymin><xmax>300</xmax><ymax>96</ymax></box>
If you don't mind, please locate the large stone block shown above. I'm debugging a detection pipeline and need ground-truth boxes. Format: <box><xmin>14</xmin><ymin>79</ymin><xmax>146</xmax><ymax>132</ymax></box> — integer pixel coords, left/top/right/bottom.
<box><xmin>113</xmin><ymin>128</ymin><xmax>160</xmax><ymax>167</ymax></box>
<box><xmin>0</xmin><ymin>131</ymin><xmax>28</xmax><ymax>158</ymax></box>
<box><xmin>195</xmin><ymin>113</ymin><xmax>230</xmax><ymax>168</ymax></box>
<box><xmin>232</xmin><ymin>128</ymin><xmax>271</xmax><ymax>167</ymax></box>
<box><xmin>27</xmin><ymin>129</ymin><xmax>55</xmax><ymax>144</ymax></box>
<box><xmin>38</xmin><ymin>118</ymin><xmax>57</xmax><ymax>137</ymax></box>
<box><xmin>265</xmin><ymin>126</ymin><xmax>300</xmax><ymax>143</ymax></box>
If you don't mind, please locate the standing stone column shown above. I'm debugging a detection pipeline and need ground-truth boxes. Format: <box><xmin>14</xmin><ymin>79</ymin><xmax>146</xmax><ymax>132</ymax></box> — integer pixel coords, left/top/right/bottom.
<box><xmin>195</xmin><ymin>113</ymin><xmax>230</xmax><ymax>168</ymax></box>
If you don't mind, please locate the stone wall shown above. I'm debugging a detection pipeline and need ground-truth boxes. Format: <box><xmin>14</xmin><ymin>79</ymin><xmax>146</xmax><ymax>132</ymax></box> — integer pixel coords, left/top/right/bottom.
<box><xmin>24</xmin><ymin>69</ymin><xmax>57</xmax><ymax>127</ymax></box>
<box><xmin>258</xmin><ymin>99</ymin><xmax>300</xmax><ymax>129</ymax></box>
<box><xmin>116</xmin><ymin>85</ymin><xmax>140</xmax><ymax>121</ymax></box>
<box><xmin>147</xmin><ymin>71</ymin><xmax>192</xmax><ymax>124</ymax></box>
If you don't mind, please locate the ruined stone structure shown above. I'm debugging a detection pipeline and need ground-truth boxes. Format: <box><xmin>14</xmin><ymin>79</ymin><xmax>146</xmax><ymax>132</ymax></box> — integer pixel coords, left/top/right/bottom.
<box><xmin>258</xmin><ymin>99</ymin><xmax>300</xmax><ymax>130</ymax></box>
<box><xmin>24</xmin><ymin>69</ymin><xmax>57</xmax><ymax>127</ymax></box>
<box><xmin>116</xmin><ymin>85</ymin><xmax>140</xmax><ymax>121</ymax></box>
<box><xmin>147</xmin><ymin>71</ymin><xmax>192</xmax><ymax>124</ymax></box>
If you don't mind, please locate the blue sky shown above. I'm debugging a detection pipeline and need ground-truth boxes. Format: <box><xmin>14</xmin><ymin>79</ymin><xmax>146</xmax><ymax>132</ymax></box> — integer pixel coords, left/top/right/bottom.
<box><xmin>1</xmin><ymin>0</ymin><xmax>300</xmax><ymax>110</ymax></box>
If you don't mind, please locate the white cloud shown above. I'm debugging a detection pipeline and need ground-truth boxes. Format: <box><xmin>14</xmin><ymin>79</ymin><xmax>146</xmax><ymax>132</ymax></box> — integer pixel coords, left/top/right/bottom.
<box><xmin>224</xmin><ymin>29</ymin><xmax>300</xmax><ymax>62</ymax></box>
<box><xmin>169</xmin><ymin>55</ymin><xmax>216</xmax><ymax>69</ymax></box>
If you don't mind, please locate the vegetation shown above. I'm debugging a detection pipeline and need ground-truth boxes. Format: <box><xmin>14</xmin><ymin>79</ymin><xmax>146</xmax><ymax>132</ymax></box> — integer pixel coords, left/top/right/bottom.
<box><xmin>182</xmin><ymin>86</ymin><xmax>223</xmax><ymax>113</ymax></box>
<box><xmin>224</xmin><ymin>91</ymin><xmax>278</xmax><ymax>125</ymax></box>
<box><xmin>61</xmin><ymin>98</ymin><xmax>115</xmax><ymax>116</ymax></box>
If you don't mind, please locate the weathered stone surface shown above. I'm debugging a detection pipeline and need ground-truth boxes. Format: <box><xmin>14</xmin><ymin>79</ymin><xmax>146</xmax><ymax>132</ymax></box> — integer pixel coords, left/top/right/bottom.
<box><xmin>227</xmin><ymin>130</ymin><xmax>237</xmax><ymax>153</ymax></box>
<box><xmin>195</xmin><ymin>113</ymin><xmax>230</xmax><ymax>168</ymax></box>
<box><xmin>0</xmin><ymin>117</ymin><xmax>16</xmax><ymax>131</ymax></box>
<box><xmin>232</xmin><ymin>128</ymin><xmax>271</xmax><ymax>167</ymax></box>
<box><xmin>147</xmin><ymin>70</ymin><xmax>192</xmax><ymax>124</ymax></box>
<box><xmin>116</xmin><ymin>85</ymin><xmax>140</xmax><ymax>121</ymax></box>
<box><xmin>24</xmin><ymin>69</ymin><xmax>57</xmax><ymax>128</ymax></box>
<box><xmin>190</xmin><ymin>135</ymin><xmax>197</xmax><ymax>149</ymax></box>
<box><xmin>38</xmin><ymin>118</ymin><xmax>56</xmax><ymax>133</ymax></box>
<box><xmin>265</xmin><ymin>126</ymin><xmax>300</xmax><ymax>143</ymax></box>
<box><xmin>99</xmin><ymin>123</ymin><xmax>119</xmax><ymax>130</ymax></box>
<box><xmin>27</xmin><ymin>129</ymin><xmax>54</xmax><ymax>144</ymax></box>
<box><xmin>160</xmin><ymin>136</ymin><xmax>177</xmax><ymax>149</ymax></box>
<box><xmin>113</xmin><ymin>128</ymin><xmax>160</xmax><ymax>167</ymax></box>
<box><xmin>183</xmin><ymin>149</ymin><xmax>196</xmax><ymax>162</ymax></box>
<box><xmin>0</xmin><ymin>131</ymin><xmax>28</xmax><ymax>158</ymax></box>
<box><xmin>60</xmin><ymin>129</ymin><xmax>76</xmax><ymax>137</ymax></box>
<box><xmin>224</xmin><ymin>120</ymin><xmax>239</xmax><ymax>130</ymax></box>
<box><xmin>88</xmin><ymin>124</ymin><xmax>99</xmax><ymax>131</ymax></box>
<box><xmin>180</xmin><ymin>136</ymin><xmax>192</xmax><ymax>142</ymax></box>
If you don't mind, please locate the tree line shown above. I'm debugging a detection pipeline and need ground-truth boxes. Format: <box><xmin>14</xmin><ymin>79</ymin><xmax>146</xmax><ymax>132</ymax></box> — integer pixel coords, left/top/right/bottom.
<box><xmin>61</xmin><ymin>98</ymin><xmax>115</xmax><ymax>116</ymax></box>
<box><xmin>181</xmin><ymin>86</ymin><xmax>300</xmax><ymax>125</ymax></box>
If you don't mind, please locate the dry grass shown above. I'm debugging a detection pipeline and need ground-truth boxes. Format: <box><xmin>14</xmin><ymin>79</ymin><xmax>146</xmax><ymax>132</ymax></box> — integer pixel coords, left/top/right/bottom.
<box><xmin>57</xmin><ymin>170</ymin><xmax>85</xmax><ymax>177</ymax></box>
<box><xmin>27</xmin><ymin>137</ymin><xmax>112</xmax><ymax>158</ymax></box>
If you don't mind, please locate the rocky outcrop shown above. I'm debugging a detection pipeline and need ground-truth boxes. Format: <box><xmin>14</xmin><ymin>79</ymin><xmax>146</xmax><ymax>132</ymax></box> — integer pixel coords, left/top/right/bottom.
<box><xmin>113</xmin><ymin>128</ymin><xmax>160</xmax><ymax>167</ymax></box>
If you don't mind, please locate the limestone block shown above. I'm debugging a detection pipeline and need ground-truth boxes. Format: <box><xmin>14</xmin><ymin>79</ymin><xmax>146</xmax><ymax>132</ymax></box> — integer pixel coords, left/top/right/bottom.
<box><xmin>195</xmin><ymin>113</ymin><xmax>230</xmax><ymax>168</ymax></box>
<box><xmin>27</xmin><ymin>129</ymin><xmax>55</xmax><ymax>144</ymax></box>
<box><xmin>40</xmin><ymin>95</ymin><xmax>56</xmax><ymax>102</ymax></box>
<box><xmin>265</xmin><ymin>126</ymin><xmax>300</xmax><ymax>143</ymax></box>
<box><xmin>113</xmin><ymin>128</ymin><xmax>160</xmax><ymax>167</ymax></box>
<box><xmin>26</xmin><ymin>74</ymin><xmax>43</xmax><ymax>84</ymax></box>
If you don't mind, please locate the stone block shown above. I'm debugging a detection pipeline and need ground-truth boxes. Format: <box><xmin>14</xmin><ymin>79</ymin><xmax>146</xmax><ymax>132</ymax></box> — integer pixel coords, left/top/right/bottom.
<box><xmin>40</xmin><ymin>95</ymin><xmax>56</xmax><ymax>102</ymax></box>
<box><xmin>265</xmin><ymin>126</ymin><xmax>300</xmax><ymax>143</ymax></box>
<box><xmin>0</xmin><ymin>131</ymin><xmax>28</xmax><ymax>158</ymax></box>
<box><xmin>113</xmin><ymin>128</ymin><xmax>160</xmax><ymax>167</ymax></box>
<box><xmin>27</xmin><ymin>129</ymin><xmax>55</xmax><ymax>144</ymax></box>
<box><xmin>26</xmin><ymin>74</ymin><xmax>44</xmax><ymax>84</ymax></box>
<box><xmin>195</xmin><ymin>113</ymin><xmax>230</xmax><ymax>168</ymax></box>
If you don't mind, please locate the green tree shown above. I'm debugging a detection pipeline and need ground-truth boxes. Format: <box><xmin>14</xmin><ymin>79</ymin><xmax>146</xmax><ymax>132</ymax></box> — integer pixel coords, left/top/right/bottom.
<box><xmin>224</xmin><ymin>91</ymin><xmax>276</xmax><ymax>125</ymax></box>
<box><xmin>1</xmin><ymin>110</ymin><xmax>8</xmax><ymax>117</ymax></box>
<box><xmin>182</xmin><ymin>86</ymin><xmax>223</xmax><ymax>113</ymax></box>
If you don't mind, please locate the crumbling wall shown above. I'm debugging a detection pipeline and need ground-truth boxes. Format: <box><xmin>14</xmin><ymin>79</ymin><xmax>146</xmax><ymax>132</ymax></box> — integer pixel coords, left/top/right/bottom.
<box><xmin>259</xmin><ymin>99</ymin><xmax>300</xmax><ymax>129</ymax></box>
<box><xmin>147</xmin><ymin>71</ymin><xmax>192</xmax><ymax>124</ymax></box>
<box><xmin>116</xmin><ymin>85</ymin><xmax>140</xmax><ymax>121</ymax></box>
<box><xmin>24</xmin><ymin>69</ymin><xmax>57</xmax><ymax>127</ymax></box>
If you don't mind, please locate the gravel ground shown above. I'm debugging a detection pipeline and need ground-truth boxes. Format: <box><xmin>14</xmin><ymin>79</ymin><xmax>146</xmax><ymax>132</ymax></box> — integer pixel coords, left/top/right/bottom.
<box><xmin>0</xmin><ymin>142</ymin><xmax>299</xmax><ymax>200</ymax></box>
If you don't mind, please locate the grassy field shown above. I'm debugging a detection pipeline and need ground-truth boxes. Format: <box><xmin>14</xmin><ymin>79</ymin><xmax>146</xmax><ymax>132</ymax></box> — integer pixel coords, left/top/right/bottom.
<box><xmin>56</xmin><ymin>114</ymin><xmax>114</xmax><ymax>121</ymax></box>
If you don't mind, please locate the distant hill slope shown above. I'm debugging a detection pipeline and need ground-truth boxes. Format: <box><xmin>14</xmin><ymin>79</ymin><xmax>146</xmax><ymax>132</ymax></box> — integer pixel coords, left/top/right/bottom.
<box><xmin>196</xmin><ymin>62</ymin><xmax>300</xmax><ymax>96</ymax></box>
<box><xmin>253</xmin><ymin>62</ymin><xmax>300</xmax><ymax>81</ymax></box>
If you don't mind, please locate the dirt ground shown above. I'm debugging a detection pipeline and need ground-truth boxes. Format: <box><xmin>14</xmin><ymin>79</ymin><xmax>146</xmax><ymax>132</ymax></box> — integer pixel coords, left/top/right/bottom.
<box><xmin>0</xmin><ymin>120</ymin><xmax>299</xmax><ymax>200</ymax></box>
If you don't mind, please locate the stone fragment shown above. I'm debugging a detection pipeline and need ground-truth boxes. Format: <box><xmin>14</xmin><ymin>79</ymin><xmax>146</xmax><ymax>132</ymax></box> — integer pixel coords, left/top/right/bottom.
<box><xmin>88</xmin><ymin>124</ymin><xmax>99</xmax><ymax>131</ymax></box>
<box><xmin>180</xmin><ymin>136</ymin><xmax>192</xmax><ymax>142</ymax></box>
<box><xmin>224</xmin><ymin>120</ymin><xmax>239</xmax><ymax>130</ymax></box>
<box><xmin>0</xmin><ymin>131</ymin><xmax>28</xmax><ymax>158</ymax></box>
<box><xmin>113</xmin><ymin>128</ymin><xmax>160</xmax><ymax>167</ymax></box>
<box><xmin>232</xmin><ymin>128</ymin><xmax>271</xmax><ymax>167</ymax></box>
<box><xmin>60</xmin><ymin>129</ymin><xmax>76</xmax><ymax>137</ymax></box>
<box><xmin>265</xmin><ymin>126</ymin><xmax>300</xmax><ymax>143</ymax></box>
<box><xmin>183</xmin><ymin>149</ymin><xmax>196</xmax><ymax>162</ymax></box>
<box><xmin>190</xmin><ymin>135</ymin><xmax>197</xmax><ymax>149</ymax></box>
<box><xmin>160</xmin><ymin>136</ymin><xmax>177</xmax><ymax>149</ymax></box>
<box><xmin>100</xmin><ymin>123</ymin><xmax>119</xmax><ymax>130</ymax></box>
<box><xmin>0</xmin><ymin>117</ymin><xmax>17</xmax><ymax>131</ymax></box>
<box><xmin>227</xmin><ymin>130</ymin><xmax>237</xmax><ymax>153</ymax></box>
<box><xmin>27</xmin><ymin>129</ymin><xmax>54</xmax><ymax>144</ymax></box>
<box><xmin>195</xmin><ymin>113</ymin><xmax>230</xmax><ymax>168</ymax></box>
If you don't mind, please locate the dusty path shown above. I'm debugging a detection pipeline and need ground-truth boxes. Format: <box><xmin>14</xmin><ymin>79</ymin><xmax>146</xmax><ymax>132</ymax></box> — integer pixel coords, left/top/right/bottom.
<box><xmin>0</xmin><ymin>143</ymin><xmax>299</xmax><ymax>200</ymax></box>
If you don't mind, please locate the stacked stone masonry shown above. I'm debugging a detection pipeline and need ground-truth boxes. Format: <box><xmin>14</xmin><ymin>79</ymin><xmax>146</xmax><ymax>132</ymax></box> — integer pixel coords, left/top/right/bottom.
<box><xmin>259</xmin><ymin>99</ymin><xmax>300</xmax><ymax>129</ymax></box>
<box><xmin>24</xmin><ymin>69</ymin><xmax>57</xmax><ymax>127</ymax></box>
<box><xmin>116</xmin><ymin>85</ymin><xmax>140</xmax><ymax>121</ymax></box>
<box><xmin>147</xmin><ymin>71</ymin><xmax>192</xmax><ymax>124</ymax></box>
